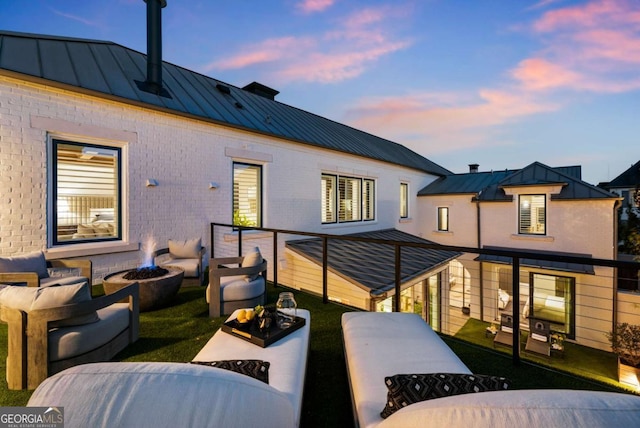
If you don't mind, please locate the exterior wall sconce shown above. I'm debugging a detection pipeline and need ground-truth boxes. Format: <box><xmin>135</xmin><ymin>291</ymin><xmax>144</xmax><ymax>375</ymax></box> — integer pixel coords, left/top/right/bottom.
<box><xmin>209</xmin><ymin>182</ymin><xmax>219</xmax><ymax>189</ymax></box>
<box><xmin>146</xmin><ymin>179</ymin><xmax>158</xmax><ymax>187</ymax></box>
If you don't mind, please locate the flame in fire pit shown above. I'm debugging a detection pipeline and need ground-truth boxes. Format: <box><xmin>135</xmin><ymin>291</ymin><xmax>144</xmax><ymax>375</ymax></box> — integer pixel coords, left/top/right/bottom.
<box><xmin>123</xmin><ymin>236</ymin><xmax>168</xmax><ymax>280</ymax></box>
<box><xmin>140</xmin><ymin>236</ymin><xmax>157</xmax><ymax>268</ymax></box>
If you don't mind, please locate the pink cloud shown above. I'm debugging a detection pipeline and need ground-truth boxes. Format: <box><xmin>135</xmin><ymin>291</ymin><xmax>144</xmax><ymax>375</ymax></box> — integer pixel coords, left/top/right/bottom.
<box><xmin>280</xmin><ymin>40</ymin><xmax>410</xmax><ymax>83</ymax></box>
<box><xmin>201</xmin><ymin>6</ymin><xmax>411</xmax><ymax>83</ymax></box>
<box><xmin>296</xmin><ymin>0</ymin><xmax>335</xmax><ymax>14</ymax></box>
<box><xmin>344</xmin><ymin>90</ymin><xmax>558</xmax><ymax>152</ymax></box>
<box><xmin>511</xmin><ymin>58</ymin><xmax>583</xmax><ymax>90</ymax></box>
<box><xmin>533</xmin><ymin>0</ymin><xmax>639</xmax><ymax>32</ymax></box>
<box><xmin>516</xmin><ymin>0</ymin><xmax>640</xmax><ymax>93</ymax></box>
<box><xmin>201</xmin><ymin>37</ymin><xmax>314</xmax><ymax>72</ymax></box>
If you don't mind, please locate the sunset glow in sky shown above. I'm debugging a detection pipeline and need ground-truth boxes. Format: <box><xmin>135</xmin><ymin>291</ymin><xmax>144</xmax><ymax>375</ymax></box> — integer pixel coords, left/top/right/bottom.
<box><xmin>1</xmin><ymin>0</ymin><xmax>638</xmax><ymax>184</ymax></box>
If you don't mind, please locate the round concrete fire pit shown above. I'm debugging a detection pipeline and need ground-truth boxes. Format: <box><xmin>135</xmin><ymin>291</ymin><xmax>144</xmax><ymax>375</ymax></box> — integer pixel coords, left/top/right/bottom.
<box><xmin>103</xmin><ymin>266</ymin><xmax>184</xmax><ymax>312</ymax></box>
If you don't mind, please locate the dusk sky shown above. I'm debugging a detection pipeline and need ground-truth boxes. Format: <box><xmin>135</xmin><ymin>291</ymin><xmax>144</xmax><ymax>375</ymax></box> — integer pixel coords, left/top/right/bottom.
<box><xmin>1</xmin><ymin>0</ymin><xmax>638</xmax><ymax>184</ymax></box>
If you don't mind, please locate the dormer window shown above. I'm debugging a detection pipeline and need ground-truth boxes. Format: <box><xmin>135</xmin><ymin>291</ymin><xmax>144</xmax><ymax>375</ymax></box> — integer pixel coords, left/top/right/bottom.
<box><xmin>519</xmin><ymin>195</ymin><xmax>545</xmax><ymax>235</ymax></box>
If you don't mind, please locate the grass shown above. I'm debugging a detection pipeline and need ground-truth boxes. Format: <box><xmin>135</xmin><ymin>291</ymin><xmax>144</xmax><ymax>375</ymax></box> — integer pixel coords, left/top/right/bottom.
<box><xmin>0</xmin><ymin>284</ymin><xmax>636</xmax><ymax>427</ymax></box>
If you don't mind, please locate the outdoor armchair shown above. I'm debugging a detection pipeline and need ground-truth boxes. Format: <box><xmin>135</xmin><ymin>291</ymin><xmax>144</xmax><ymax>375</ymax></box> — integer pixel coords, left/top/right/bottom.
<box><xmin>525</xmin><ymin>318</ymin><xmax>552</xmax><ymax>357</ymax></box>
<box><xmin>0</xmin><ymin>250</ymin><xmax>92</xmax><ymax>288</ymax></box>
<box><xmin>493</xmin><ymin>313</ymin><xmax>516</xmax><ymax>349</ymax></box>
<box><xmin>206</xmin><ymin>247</ymin><xmax>267</xmax><ymax>317</ymax></box>
<box><xmin>153</xmin><ymin>238</ymin><xmax>206</xmax><ymax>286</ymax></box>
<box><xmin>0</xmin><ymin>281</ymin><xmax>139</xmax><ymax>390</ymax></box>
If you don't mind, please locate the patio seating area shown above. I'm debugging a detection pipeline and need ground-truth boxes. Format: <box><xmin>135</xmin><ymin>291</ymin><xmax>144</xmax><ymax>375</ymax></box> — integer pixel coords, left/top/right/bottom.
<box><xmin>1</xmin><ymin>283</ymin><xmax>637</xmax><ymax>427</ymax></box>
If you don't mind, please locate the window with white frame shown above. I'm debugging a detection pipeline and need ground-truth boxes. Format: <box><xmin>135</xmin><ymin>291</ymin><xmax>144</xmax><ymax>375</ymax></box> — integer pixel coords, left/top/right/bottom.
<box><xmin>322</xmin><ymin>174</ymin><xmax>375</xmax><ymax>224</ymax></box>
<box><xmin>400</xmin><ymin>182</ymin><xmax>409</xmax><ymax>218</ymax></box>
<box><xmin>519</xmin><ymin>194</ymin><xmax>545</xmax><ymax>234</ymax></box>
<box><xmin>52</xmin><ymin>139</ymin><xmax>121</xmax><ymax>245</ymax></box>
<box><xmin>233</xmin><ymin>162</ymin><xmax>262</xmax><ymax>227</ymax></box>
<box><xmin>438</xmin><ymin>207</ymin><xmax>449</xmax><ymax>231</ymax></box>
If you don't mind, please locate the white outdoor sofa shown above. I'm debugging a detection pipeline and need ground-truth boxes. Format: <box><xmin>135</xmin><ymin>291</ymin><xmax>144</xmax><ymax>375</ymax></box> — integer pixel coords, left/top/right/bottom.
<box><xmin>342</xmin><ymin>312</ymin><xmax>640</xmax><ymax>428</ymax></box>
<box><xmin>28</xmin><ymin>308</ymin><xmax>310</xmax><ymax>428</ymax></box>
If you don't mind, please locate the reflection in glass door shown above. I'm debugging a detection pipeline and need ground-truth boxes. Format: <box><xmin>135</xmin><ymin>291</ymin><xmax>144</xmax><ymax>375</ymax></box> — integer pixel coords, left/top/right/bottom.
<box><xmin>530</xmin><ymin>273</ymin><xmax>574</xmax><ymax>339</ymax></box>
<box><xmin>428</xmin><ymin>274</ymin><xmax>440</xmax><ymax>331</ymax></box>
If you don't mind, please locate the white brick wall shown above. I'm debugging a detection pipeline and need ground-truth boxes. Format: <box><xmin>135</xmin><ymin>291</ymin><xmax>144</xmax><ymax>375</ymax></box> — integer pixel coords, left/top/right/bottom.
<box><xmin>0</xmin><ymin>76</ymin><xmax>439</xmax><ymax>282</ymax></box>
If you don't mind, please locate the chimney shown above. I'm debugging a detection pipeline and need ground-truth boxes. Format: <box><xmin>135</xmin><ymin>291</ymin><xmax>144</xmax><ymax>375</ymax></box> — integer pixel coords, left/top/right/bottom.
<box><xmin>136</xmin><ymin>0</ymin><xmax>171</xmax><ymax>98</ymax></box>
<box><xmin>469</xmin><ymin>163</ymin><xmax>479</xmax><ymax>173</ymax></box>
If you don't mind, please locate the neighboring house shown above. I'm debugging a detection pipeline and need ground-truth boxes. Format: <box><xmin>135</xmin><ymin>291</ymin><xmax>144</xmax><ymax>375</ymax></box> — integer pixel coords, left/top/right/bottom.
<box><xmin>599</xmin><ymin>160</ymin><xmax>640</xmax><ymax>222</ymax></box>
<box><xmin>416</xmin><ymin>162</ymin><xmax>635</xmax><ymax>351</ymax></box>
<box><xmin>0</xmin><ymin>23</ymin><xmax>449</xmax><ymax>282</ymax></box>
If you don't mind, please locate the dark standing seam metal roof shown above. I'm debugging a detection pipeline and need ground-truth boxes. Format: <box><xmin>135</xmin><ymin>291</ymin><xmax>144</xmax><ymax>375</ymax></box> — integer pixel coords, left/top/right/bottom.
<box><xmin>285</xmin><ymin>229</ymin><xmax>460</xmax><ymax>296</ymax></box>
<box><xmin>418</xmin><ymin>162</ymin><xmax>618</xmax><ymax>201</ymax></box>
<box><xmin>603</xmin><ymin>160</ymin><xmax>640</xmax><ymax>189</ymax></box>
<box><xmin>0</xmin><ymin>30</ymin><xmax>451</xmax><ymax>177</ymax></box>
<box><xmin>475</xmin><ymin>246</ymin><xmax>595</xmax><ymax>274</ymax></box>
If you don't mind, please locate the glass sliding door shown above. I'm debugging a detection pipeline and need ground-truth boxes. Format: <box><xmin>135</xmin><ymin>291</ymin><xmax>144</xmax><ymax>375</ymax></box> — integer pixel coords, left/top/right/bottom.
<box><xmin>530</xmin><ymin>273</ymin><xmax>575</xmax><ymax>338</ymax></box>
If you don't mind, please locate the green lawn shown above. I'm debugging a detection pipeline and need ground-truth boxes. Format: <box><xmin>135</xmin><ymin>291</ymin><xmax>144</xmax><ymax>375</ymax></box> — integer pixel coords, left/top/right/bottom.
<box><xmin>0</xmin><ymin>284</ymin><xmax>635</xmax><ymax>427</ymax></box>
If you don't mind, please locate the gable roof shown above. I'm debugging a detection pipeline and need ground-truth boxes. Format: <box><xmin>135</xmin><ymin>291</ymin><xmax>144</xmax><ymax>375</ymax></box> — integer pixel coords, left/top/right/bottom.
<box><xmin>418</xmin><ymin>161</ymin><xmax>617</xmax><ymax>201</ymax></box>
<box><xmin>0</xmin><ymin>30</ymin><xmax>451</xmax><ymax>177</ymax></box>
<box><xmin>285</xmin><ymin>229</ymin><xmax>460</xmax><ymax>296</ymax></box>
<box><xmin>604</xmin><ymin>160</ymin><xmax>640</xmax><ymax>189</ymax></box>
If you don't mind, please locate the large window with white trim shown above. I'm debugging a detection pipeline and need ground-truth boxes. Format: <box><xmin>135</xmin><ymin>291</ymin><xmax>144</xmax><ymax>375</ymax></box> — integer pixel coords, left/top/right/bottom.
<box><xmin>519</xmin><ymin>194</ymin><xmax>545</xmax><ymax>235</ymax></box>
<box><xmin>52</xmin><ymin>139</ymin><xmax>121</xmax><ymax>244</ymax></box>
<box><xmin>233</xmin><ymin>162</ymin><xmax>262</xmax><ymax>227</ymax></box>
<box><xmin>322</xmin><ymin>174</ymin><xmax>375</xmax><ymax>224</ymax></box>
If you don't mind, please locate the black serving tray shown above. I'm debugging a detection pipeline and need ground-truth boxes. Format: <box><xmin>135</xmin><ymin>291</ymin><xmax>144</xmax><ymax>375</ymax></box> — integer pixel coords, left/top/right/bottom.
<box><xmin>221</xmin><ymin>312</ymin><xmax>306</xmax><ymax>348</ymax></box>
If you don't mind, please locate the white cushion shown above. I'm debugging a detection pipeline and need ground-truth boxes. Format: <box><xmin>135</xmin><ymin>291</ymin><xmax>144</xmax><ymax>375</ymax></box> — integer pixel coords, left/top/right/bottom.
<box><xmin>28</xmin><ymin>362</ymin><xmax>296</xmax><ymax>428</ymax></box>
<box><xmin>163</xmin><ymin>257</ymin><xmax>200</xmax><ymax>277</ymax></box>
<box><xmin>501</xmin><ymin>326</ymin><xmax>513</xmax><ymax>334</ymax></box>
<box><xmin>0</xmin><ymin>281</ymin><xmax>98</xmax><ymax>327</ymax></box>
<box><xmin>342</xmin><ymin>312</ymin><xmax>471</xmax><ymax>428</ymax></box>
<box><xmin>168</xmin><ymin>238</ymin><xmax>201</xmax><ymax>259</ymax></box>
<box><xmin>205</xmin><ymin>276</ymin><xmax>265</xmax><ymax>303</ymax></box>
<box><xmin>0</xmin><ymin>250</ymin><xmax>49</xmax><ymax>279</ymax></box>
<box><xmin>531</xmin><ymin>333</ymin><xmax>548</xmax><ymax>342</ymax></box>
<box><xmin>376</xmin><ymin>389</ymin><xmax>640</xmax><ymax>428</ymax></box>
<box><xmin>241</xmin><ymin>247</ymin><xmax>263</xmax><ymax>281</ymax></box>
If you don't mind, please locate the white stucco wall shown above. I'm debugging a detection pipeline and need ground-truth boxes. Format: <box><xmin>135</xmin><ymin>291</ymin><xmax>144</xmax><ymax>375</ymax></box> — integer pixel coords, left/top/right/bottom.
<box><xmin>0</xmin><ymin>76</ymin><xmax>439</xmax><ymax>282</ymax></box>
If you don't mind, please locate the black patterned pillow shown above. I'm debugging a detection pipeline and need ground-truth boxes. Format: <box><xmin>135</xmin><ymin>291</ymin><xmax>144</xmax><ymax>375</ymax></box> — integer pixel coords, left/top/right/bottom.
<box><xmin>191</xmin><ymin>360</ymin><xmax>270</xmax><ymax>384</ymax></box>
<box><xmin>381</xmin><ymin>373</ymin><xmax>511</xmax><ymax>418</ymax></box>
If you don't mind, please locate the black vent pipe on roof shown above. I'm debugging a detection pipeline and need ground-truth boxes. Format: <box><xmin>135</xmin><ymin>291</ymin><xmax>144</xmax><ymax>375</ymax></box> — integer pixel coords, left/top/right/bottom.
<box><xmin>136</xmin><ymin>0</ymin><xmax>171</xmax><ymax>98</ymax></box>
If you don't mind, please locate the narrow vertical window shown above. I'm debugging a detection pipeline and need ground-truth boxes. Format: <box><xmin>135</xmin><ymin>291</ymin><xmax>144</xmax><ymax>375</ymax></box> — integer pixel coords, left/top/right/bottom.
<box><xmin>363</xmin><ymin>179</ymin><xmax>375</xmax><ymax>221</ymax></box>
<box><xmin>438</xmin><ymin>207</ymin><xmax>449</xmax><ymax>231</ymax></box>
<box><xmin>321</xmin><ymin>174</ymin><xmax>337</xmax><ymax>223</ymax></box>
<box><xmin>519</xmin><ymin>195</ymin><xmax>545</xmax><ymax>234</ymax></box>
<box><xmin>52</xmin><ymin>139</ymin><xmax>120</xmax><ymax>244</ymax></box>
<box><xmin>233</xmin><ymin>162</ymin><xmax>262</xmax><ymax>227</ymax></box>
<box><xmin>338</xmin><ymin>177</ymin><xmax>361</xmax><ymax>222</ymax></box>
<box><xmin>400</xmin><ymin>182</ymin><xmax>409</xmax><ymax>218</ymax></box>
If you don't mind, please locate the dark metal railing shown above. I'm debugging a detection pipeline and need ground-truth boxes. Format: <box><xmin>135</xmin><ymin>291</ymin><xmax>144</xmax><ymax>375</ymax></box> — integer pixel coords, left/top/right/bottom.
<box><xmin>211</xmin><ymin>222</ymin><xmax>640</xmax><ymax>365</ymax></box>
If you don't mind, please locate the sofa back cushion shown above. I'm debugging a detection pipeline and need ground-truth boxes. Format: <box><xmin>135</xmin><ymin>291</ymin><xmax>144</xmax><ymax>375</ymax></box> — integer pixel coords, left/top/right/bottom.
<box><xmin>0</xmin><ymin>281</ymin><xmax>98</xmax><ymax>327</ymax></box>
<box><xmin>168</xmin><ymin>238</ymin><xmax>201</xmax><ymax>259</ymax></box>
<box><xmin>0</xmin><ymin>251</ymin><xmax>49</xmax><ymax>279</ymax></box>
